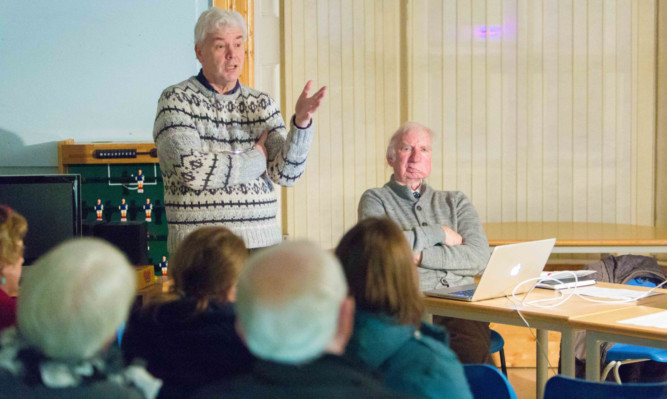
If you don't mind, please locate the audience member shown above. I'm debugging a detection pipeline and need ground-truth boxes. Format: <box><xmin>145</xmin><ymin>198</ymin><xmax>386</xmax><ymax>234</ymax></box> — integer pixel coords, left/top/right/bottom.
<box><xmin>0</xmin><ymin>238</ymin><xmax>161</xmax><ymax>399</ymax></box>
<box><xmin>193</xmin><ymin>241</ymin><xmax>413</xmax><ymax>399</ymax></box>
<box><xmin>358</xmin><ymin>121</ymin><xmax>492</xmax><ymax>364</ymax></box>
<box><xmin>0</xmin><ymin>205</ymin><xmax>27</xmax><ymax>332</ymax></box>
<box><xmin>336</xmin><ymin>217</ymin><xmax>473</xmax><ymax>399</ymax></box>
<box><xmin>121</xmin><ymin>227</ymin><xmax>254</xmax><ymax>399</ymax></box>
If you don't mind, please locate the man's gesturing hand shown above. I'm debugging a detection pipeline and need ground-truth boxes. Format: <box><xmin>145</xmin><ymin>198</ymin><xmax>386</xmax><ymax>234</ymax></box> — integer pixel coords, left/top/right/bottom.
<box><xmin>294</xmin><ymin>80</ymin><xmax>327</xmax><ymax>128</ymax></box>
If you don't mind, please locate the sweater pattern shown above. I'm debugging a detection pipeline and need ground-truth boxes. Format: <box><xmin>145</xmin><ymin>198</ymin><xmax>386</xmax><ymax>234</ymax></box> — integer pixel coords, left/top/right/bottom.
<box><xmin>154</xmin><ymin>77</ymin><xmax>313</xmax><ymax>250</ymax></box>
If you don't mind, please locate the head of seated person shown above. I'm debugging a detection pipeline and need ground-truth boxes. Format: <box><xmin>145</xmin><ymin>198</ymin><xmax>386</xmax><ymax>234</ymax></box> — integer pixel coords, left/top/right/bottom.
<box><xmin>335</xmin><ymin>217</ymin><xmax>473</xmax><ymax>399</ymax></box>
<box><xmin>0</xmin><ymin>238</ymin><xmax>161</xmax><ymax>398</ymax></box>
<box><xmin>235</xmin><ymin>240</ymin><xmax>350</xmax><ymax>364</ymax></box>
<box><xmin>0</xmin><ymin>205</ymin><xmax>27</xmax><ymax>331</ymax></box>
<box><xmin>335</xmin><ymin>217</ymin><xmax>424</xmax><ymax>326</ymax></box>
<box><xmin>120</xmin><ymin>226</ymin><xmax>253</xmax><ymax>398</ymax></box>
<box><xmin>192</xmin><ymin>241</ymin><xmax>416</xmax><ymax>399</ymax></box>
<box><xmin>170</xmin><ymin>226</ymin><xmax>248</xmax><ymax>310</ymax></box>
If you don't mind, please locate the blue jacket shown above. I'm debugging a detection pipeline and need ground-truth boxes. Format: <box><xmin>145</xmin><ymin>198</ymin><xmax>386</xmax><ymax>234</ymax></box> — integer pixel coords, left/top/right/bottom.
<box><xmin>346</xmin><ymin>311</ymin><xmax>473</xmax><ymax>399</ymax></box>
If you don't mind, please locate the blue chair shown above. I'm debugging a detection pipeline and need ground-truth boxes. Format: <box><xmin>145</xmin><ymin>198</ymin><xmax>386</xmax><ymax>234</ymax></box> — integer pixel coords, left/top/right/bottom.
<box><xmin>544</xmin><ymin>375</ymin><xmax>667</xmax><ymax>399</ymax></box>
<box><xmin>464</xmin><ymin>364</ymin><xmax>517</xmax><ymax>399</ymax></box>
<box><xmin>490</xmin><ymin>329</ymin><xmax>508</xmax><ymax>375</ymax></box>
<box><xmin>600</xmin><ymin>278</ymin><xmax>667</xmax><ymax>383</ymax></box>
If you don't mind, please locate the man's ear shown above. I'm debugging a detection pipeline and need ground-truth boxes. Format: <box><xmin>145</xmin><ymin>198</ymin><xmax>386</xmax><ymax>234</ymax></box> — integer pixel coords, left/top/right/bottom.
<box><xmin>327</xmin><ymin>296</ymin><xmax>355</xmax><ymax>355</ymax></box>
<box><xmin>194</xmin><ymin>44</ymin><xmax>203</xmax><ymax>64</ymax></box>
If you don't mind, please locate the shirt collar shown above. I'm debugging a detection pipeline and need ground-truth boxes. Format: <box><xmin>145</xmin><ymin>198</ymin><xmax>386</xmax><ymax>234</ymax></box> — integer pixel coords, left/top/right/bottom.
<box><xmin>196</xmin><ymin>69</ymin><xmax>240</xmax><ymax>95</ymax></box>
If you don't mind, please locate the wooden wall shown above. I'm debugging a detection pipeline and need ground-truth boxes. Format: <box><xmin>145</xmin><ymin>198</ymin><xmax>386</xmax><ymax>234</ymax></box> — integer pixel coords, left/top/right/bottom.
<box><xmin>282</xmin><ymin>0</ymin><xmax>659</xmax><ymax>249</ymax></box>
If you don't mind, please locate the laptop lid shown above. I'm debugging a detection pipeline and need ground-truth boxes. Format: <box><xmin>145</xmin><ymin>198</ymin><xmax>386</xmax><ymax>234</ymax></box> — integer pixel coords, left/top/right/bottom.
<box><xmin>425</xmin><ymin>238</ymin><xmax>556</xmax><ymax>302</ymax></box>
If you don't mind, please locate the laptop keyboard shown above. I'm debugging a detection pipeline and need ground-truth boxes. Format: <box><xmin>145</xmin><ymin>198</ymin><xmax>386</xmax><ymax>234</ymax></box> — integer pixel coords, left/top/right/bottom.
<box><xmin>449</xmin><ymin>289</ymin><xmax>477</xmax><ymax>297</ymax></box>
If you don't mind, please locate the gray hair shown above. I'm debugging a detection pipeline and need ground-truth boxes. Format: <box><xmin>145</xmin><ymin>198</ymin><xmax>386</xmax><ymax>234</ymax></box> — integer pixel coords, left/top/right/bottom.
<box><xmin>194</xmin><ymin>7</ymin><xmax>247</xmax><ymax>45</ymax></box>
<box><xmin>17</xmin><ymin>238</ymin><xmax>136</xmax><ymax>360</ymax></box>
<box><xmin>386</xmin><ymin>121</ymin><xmax>435</xmax><ymax>163</ymax></box>
<box><xmin>236</xmin><ymin>241</ymin><xmax>347</xmax><ymax>364</ymax></box>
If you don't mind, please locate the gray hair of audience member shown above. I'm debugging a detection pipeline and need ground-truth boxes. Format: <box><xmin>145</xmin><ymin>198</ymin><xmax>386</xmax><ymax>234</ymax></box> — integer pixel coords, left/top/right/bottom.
<box><xmin>194</xmin><ymin>7</ymin><xmax>247</xmax><ymax>45</ymax></box>
<box><xmin>17</xmin><ymin>238</ymin><xmax>136</xmax><ymax>360</ymax></box>
<box><xmin>235</xmin><ymin>240</ymin><xmax>347</xmax><ymax>364</ymax></box>
<box><xmin>385</xmin><ymin>121</ymin><xmax>435</xmax><ymax>163</ymax></box>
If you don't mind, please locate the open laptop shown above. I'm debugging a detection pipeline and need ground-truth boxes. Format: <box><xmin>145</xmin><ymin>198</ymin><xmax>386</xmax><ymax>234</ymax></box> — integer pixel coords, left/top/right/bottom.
<box><xmin>424</xmin><ymin>238</ymin><xmax>556</xmax><ymax>302</ymax></box>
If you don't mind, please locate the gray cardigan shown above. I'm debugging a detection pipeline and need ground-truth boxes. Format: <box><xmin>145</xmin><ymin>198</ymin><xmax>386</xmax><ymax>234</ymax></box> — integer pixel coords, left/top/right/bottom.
<box><xmin>358</xmin><ymin>176</ymin><xmax>489</xmax><ymax>290</ymax></box>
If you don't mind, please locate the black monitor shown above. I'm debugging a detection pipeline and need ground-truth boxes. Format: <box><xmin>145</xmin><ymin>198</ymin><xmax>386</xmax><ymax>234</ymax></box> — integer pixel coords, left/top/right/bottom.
<box><xmin>0</xmin><ymin>175</ymin><xmax>82</xmax><ymax>265</ymax></box>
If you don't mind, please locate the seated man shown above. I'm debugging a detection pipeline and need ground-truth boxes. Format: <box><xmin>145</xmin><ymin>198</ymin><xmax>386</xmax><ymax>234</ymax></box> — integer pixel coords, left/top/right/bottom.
<box><xmin>193</xmin><ymin>241</ymin><xmax>411</xmax><ymax>399</ymax></box>
<box><xmin>358</xmin><ymin>121</ymin><xmax>492</xmax><ymax>364</ymax></box>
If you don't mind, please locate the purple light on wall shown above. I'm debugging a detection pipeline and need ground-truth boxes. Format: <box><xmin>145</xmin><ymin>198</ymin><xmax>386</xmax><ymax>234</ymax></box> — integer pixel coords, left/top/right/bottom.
<box><xmin>475</xmin><ymin>25</ymin><xmax>503</xmax><ymax>39</ymax></box>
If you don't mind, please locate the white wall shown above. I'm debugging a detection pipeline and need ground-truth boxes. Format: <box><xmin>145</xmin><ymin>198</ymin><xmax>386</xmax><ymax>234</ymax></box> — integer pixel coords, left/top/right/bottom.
<box><xmin>0</xmin><ymin>0</ymin><xmax>209</xmax><ymax>172</ymax></box>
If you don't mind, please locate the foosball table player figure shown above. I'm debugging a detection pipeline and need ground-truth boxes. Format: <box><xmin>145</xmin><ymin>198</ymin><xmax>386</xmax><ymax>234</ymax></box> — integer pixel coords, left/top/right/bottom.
<box><xmin>159</xmin><ymin>256</ymin><xmax>168</xmax><ymax>276</ymax></box>
<box><xmin>144</xmin><ymin>198</ymin><xmax>152</xmax><ymax>222</ymax></box>
<box><xmin>95</xmin><ymin>198</ymin><xmax>104</xmax><ymax>221</ymax></box>
<box><xmin>119</xmin><ymin>198</ymin><xmax>128</xmax><ymax>222</ymax></box>
<box><xmin>136</xmin><ymin>169</ymin><xmax>144</xmax><ymax>193</ymax></box>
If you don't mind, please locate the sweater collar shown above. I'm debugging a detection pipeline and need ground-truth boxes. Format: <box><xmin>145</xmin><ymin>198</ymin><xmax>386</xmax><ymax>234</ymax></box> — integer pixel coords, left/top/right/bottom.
<box><xmin>196</xmin><ymin>69</ymin><xmax>240</xmax><ymax>95</ymax></box>
<box><xmin>386</xmin><ymin>175</ymin><xmax>428</xmax><ymax>201</ymax></box>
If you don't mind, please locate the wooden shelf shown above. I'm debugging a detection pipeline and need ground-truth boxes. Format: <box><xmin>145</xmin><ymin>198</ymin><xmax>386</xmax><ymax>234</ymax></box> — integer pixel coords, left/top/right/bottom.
<box><xmin>58</xmin><ymin>139</ymin><xmax>158</xmax><ymax>172</ymax></box>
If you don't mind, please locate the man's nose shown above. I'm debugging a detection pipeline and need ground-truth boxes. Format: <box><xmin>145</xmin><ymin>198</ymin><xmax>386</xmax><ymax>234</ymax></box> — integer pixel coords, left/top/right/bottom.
<box><xmin>411</xmin><ymin>149</ymin><xmax>421</xmax><ymax>161</ymax></box>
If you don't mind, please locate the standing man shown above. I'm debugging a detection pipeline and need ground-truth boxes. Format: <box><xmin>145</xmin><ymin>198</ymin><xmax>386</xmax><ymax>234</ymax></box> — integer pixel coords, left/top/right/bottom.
<box><xmin>154</xmin><ymin>7</ymin><xmax>326</xmax><ymax>252</ymax></box>
<box><xmin>358</xmin><ymin>121</ymin><xmax>492</xmax><ymax>364</ymax></box>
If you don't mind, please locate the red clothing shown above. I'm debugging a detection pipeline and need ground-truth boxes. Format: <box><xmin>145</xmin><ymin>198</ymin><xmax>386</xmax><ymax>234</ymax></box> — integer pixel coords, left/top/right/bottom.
<box><xmin>0</xmin><ymin>289</ymin><xmax>17</xmax><ymax>332</ymax></box>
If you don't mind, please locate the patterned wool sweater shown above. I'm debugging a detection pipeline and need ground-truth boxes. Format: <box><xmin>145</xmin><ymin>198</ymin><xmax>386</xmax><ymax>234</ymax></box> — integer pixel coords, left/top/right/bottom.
<box><xmin>154</xmin><ymin>77</ymin><xmax>313</xmax><ymax>250</ymax></box>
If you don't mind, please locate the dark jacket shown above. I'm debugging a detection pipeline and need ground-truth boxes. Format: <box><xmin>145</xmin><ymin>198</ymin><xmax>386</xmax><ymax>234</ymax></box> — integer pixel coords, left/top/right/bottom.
<box><xmin>192</xmin><ymin>354</ymin><xmax>415</xmax><ymax>399</ymax></box>
<box><xmin>346</xmin><ymin>311</ymin><xmax>473</xmax><ymax>399</ymax></box>
<box><xmin>121</xmin><ymin>298</ymin><xmax>254</xmax><ymax>399</ymax></box>
<box><xmin>587</xmin><ymin>254</ymin><xmax>665</xmax><ymax>286</ymax></box>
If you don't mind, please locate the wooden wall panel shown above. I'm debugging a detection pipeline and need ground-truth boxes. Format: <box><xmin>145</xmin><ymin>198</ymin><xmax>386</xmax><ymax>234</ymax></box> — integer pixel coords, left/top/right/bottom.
<box><xmin>657</xmin><ymin>0</ymin><xmax>667</xmax><ymax>229</ymax></box>
<box><xmin>282</xmin><ymin>0</ymin><xmax>658</xmax><ymax>247</ymax></box>
<box><xmin>283</xmin><ymin>0</ymin><xmax>401</xmax><ymax>248</ymax></box>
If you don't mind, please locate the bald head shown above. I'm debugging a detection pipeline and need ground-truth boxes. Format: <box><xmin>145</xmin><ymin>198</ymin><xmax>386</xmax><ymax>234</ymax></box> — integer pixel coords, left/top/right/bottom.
<box><xmin>235</xmin><ymin>241</ymin><xmax>348</xmax><ymax>364</ymax></box>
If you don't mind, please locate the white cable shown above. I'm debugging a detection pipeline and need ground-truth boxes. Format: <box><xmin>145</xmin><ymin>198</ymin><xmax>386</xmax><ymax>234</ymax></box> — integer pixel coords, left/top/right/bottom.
<box><xmin>504</xmin><ymin>274</ymin><xmax>667</xmax><ymax>379</ymax></box>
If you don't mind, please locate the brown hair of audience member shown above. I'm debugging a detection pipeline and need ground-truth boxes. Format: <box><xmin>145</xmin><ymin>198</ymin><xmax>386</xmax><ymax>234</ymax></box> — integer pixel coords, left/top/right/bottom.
<box><xmin>0</xmin><ymin>205</ymin><xmax>27</xmax><ymax>267</ymax></box>
<box><xmin>170</xmin><ymin>226</ymin><xmax>248</xmax><ymax>312</ymax></box>
<box><xmin>335</xmin><ymin>217</ymin><xmax>424</xmax><ymax>326</ymax></box>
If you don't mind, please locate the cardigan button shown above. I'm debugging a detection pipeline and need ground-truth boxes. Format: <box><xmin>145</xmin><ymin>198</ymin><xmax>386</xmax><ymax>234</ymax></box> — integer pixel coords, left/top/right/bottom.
<box><xmin>422</xmin><ymin>222</ymin><xmax>428</xmax><ymax>226</ymax></box>
<box><xmin>416</xmin><ymin>206</ymin><xmax>422</xmax><ymax>211</ymax></box>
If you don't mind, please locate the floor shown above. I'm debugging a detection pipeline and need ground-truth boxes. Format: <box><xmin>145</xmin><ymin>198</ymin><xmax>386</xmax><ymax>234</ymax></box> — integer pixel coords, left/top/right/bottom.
<box><xmin>507</xmin><ymin>367</ymin><xmax>559</xmax><ymax>399</ymax></box>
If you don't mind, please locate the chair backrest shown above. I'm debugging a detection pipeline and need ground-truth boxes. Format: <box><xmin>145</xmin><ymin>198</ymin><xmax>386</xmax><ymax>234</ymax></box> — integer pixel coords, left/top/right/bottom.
<box><xmin>544</xmin><ymin>375</ymin><xmax>667</xmax><ymax>399</ymax></box>
<box><xmin>463</xmin><ymin>364</ymin><xmax>517</xmax><ymax>399</ymax></box>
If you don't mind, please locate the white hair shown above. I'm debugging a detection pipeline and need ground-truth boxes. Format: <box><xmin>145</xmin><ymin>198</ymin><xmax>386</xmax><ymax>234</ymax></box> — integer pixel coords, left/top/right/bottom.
<box><xmin>385</xmin><ymin>121</ymin><xmax>435</xmax><ymax>163</ymax></box>
<box><xmin>194</xmin><ymin>7</ymin><xmax>247</xmax><ymax>45</ymax></box>
<box><xmin>236</xmin><ymin>241</ymin><xmax>347</xmax><ymax>364</ymax></box>
<box><xmin>17</xmin><ymin>238</ymin><xmax>136</xmax><ymax>360</ymax></box>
